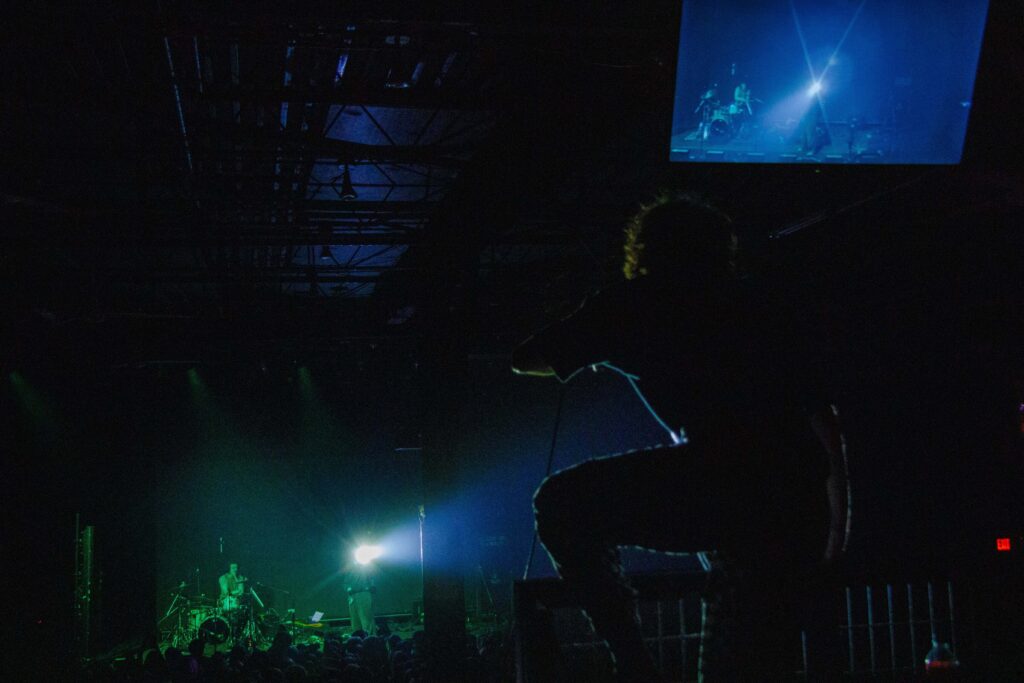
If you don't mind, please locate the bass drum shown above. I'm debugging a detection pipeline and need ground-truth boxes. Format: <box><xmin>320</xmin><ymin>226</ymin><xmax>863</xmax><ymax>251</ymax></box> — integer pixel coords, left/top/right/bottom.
<box><xmin>708</xmin><ymin>108</ymin><xmax>733</xmax><ymax>139</ymax></box>
<box><xmin>199</xmin><ymin>616</ymin><xmax>232</xmax><ymax>645</ymax></box>
<box><xmin>709</xmin><ymin>116</ymin><xmax>733</xmax><ymax>139</ymax></box>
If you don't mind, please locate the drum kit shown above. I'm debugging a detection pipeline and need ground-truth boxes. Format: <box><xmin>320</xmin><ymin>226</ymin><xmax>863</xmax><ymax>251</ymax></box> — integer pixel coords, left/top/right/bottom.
<box><xmin>694</xmin><ymin>86</ymin><xmax>762</xmax><ymax>143</ymax></box>
<box><xmin>704</xmin><ymin>101</ymin><xmax>759</xmax><ymax>142</ymax></box>
<box><xmin>161</xmin><ymin>583</ymin><xmax>283</xmax><ymax>649</ymax></box>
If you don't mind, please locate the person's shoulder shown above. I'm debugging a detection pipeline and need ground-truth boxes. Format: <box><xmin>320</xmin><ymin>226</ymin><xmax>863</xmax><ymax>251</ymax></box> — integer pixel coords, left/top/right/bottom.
<box><xmin>568</xmin><ymin>278</ymin><xmax>640</xmax><ymax>316</ymax></box>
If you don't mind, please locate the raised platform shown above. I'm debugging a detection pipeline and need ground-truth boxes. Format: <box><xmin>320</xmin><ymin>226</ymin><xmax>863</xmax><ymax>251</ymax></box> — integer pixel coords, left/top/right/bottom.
<box><xmin>670</xmin><ymin>124</ymin><xmax>893</xmax><ymax>164</ymax></box>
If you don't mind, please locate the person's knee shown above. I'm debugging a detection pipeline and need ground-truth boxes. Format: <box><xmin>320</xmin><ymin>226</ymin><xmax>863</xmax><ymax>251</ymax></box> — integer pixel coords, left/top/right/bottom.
<box><xmin>532</xmin><ymin>469</ymin><xmax>577</xmax><ymax>524</ymax></box>
<box><xmin>533</xmin><ymin>476</ymin><xmax>577</xmax><ymax>549</ymax></box>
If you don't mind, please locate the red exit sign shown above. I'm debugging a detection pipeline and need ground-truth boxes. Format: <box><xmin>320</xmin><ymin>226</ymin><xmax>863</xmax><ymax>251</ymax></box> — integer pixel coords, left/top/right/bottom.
<box><xmin>996</xmin><ymin>537</ymin><xmax>1011</xmax><ymax>552</ymax></box>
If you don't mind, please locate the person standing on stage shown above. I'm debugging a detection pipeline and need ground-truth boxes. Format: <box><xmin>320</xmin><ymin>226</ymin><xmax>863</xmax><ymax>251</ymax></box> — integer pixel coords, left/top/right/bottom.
<box><xmin>346</xmin><ymin>572</ymin><xmax>377</xmax><ymax>635</ymax></box>
<box><xmin>799</xmin><ymin>98</ymin><xmax>831</xmax><ymax>155</ymax></box>
<box><xmin>512</xmin><ymin>195</ymin><xmax>849</xmax><ymax>681</ymax></box>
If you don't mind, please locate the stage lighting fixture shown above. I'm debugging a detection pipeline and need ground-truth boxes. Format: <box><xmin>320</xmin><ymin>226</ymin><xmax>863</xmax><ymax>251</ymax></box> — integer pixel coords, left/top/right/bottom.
<box><xmin>807</xmin><ymin>81</ymin><xmax>823</xmax><ymax>97</ymax></box>
<box><xmin>339</xmin><ymin>164</ymin><xmax>357</xmax><ymax>201</ymax></box>
<box><xmin>354</xmin><ymin>544</ymin><xmax>383</xmax><ymax>565</ymax></box>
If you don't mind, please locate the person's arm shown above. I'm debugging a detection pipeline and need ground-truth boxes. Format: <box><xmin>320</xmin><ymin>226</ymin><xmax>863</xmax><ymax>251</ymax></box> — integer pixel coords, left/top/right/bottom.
<box><xmin>511</xmin><ymin>335</ymin><xmax>555</xmax><ymax>377</ymax></box>
<box><xmin>811</xmin><ymin>405</ymin><xmax>850</xmax><ymax>562</ymax></box>
<box><xmin>511</xmin><ymin>285</ymin><xmax>631</xmax><ymax>381</ymax></box>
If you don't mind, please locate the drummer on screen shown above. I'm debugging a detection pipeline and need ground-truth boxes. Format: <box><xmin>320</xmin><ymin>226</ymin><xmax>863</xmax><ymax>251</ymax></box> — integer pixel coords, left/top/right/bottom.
<box><xmin>218</xmin><ymin>562</ymin><xmax>246</xmax><ymax>610</ymax></box>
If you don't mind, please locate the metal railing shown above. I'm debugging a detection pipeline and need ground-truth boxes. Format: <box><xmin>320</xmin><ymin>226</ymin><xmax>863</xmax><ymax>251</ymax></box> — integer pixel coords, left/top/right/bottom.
<box><xmin>515</xmin><ymin>575</ymin><xmax>968</xmax><ymax>682</ymax></box>
<box><xmin>842</xmin><ymin>580</ymin><xmax>958</xmax><ymax>680</ymax></box>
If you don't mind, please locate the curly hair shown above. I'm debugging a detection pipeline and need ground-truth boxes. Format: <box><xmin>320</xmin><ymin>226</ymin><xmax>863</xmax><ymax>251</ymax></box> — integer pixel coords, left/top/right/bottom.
<box><xmin>623</xmin><ymin>193</ymin><xmax>736</xmax><ymax>280</ymax></box>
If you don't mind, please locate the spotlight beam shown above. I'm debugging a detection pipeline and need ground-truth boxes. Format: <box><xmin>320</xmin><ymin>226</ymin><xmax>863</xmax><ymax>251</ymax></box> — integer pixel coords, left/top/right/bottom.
<box><xmin>789</xmin><ymin>0</ymin><xmax>819</xmax><ymax>86</ymax></box>
<box><xmin>790</xmin><ymin>0</ymin><xmax>867</xmax><ymax>127</ymax></box>
<box><xmin>820</xmin><ymin>0</ymin><xmax>868</xmax><ymax>83</ymax></box>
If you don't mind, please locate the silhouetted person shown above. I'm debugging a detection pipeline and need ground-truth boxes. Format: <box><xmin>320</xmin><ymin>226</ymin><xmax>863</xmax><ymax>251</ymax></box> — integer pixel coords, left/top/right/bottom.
<box><xmin>513</xmin><ymin>196</ymin><xmax>849</xmax><ymax>681</ymax></box>
<box><xmin>799</xmin><ymin>98</ymin><xmax>831</xmax><ymax>155</ymax></box>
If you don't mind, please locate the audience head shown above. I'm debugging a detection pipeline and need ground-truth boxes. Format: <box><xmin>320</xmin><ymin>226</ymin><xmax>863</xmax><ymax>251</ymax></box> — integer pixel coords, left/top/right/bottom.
<box><xmin>623</xmin><ymin>194</ymin><xmax>737</xmax><ymax>281</ymax></box>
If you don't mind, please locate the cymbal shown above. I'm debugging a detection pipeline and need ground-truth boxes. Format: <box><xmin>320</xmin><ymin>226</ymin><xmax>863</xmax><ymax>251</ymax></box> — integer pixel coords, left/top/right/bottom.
<box><xmin>190</xmin><ymin>595</ymin><xmax>217</xmax><ymax>606</ymax></box>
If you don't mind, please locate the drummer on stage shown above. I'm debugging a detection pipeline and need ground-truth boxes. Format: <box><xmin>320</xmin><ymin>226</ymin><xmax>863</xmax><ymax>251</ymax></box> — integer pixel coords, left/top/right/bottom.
<box><xmin>733</xmin><ymin>82</ymin><xmax>752</xmax><ymax>115</ymax></box>
<box><xmin>218</xmin><ymin>562</ymin><xmax>247</xmax><ymax>611</ymax></box>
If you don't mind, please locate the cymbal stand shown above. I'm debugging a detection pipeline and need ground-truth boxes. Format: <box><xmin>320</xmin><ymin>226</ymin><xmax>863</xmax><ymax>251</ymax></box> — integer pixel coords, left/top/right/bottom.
<box><xmin>161</xmin><ymin>592</ymin><xmax>193</xmax><ymax>648</ymax></box>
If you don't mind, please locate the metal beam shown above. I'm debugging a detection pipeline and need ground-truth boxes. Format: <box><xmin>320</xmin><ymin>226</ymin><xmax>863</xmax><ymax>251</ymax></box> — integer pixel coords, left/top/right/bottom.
<box><xmin>186</xmin><ymin>83</ymin><xmax>494</xmax><ymax>111</ymax></box>
<box><xmin>161</xmin><ymin>19</ymin><xmax>481</xmax><ymax>45</ymax></box>
<box><xmin>210</xmin><ymin>199</ymin><xmax>436</xmax><ymax>213</ymax></box>
<box><xmin>188</xmin><ymin>129</ymin><xmax>477</xmax><ymax>168</ymax></box>
<box><xmin>0</xmin><ymin>228</ymin><xmax>614</xmax><ymax>249</ymax></box>
<box><xmin>101</xmin><ymin>270</ymin><xmax>391</xmax><ymax>284</ymax></box>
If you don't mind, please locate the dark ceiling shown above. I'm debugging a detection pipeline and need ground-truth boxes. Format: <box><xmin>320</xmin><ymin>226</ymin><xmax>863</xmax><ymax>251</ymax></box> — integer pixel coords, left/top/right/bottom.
<box><xmin>2</xmin><ymin>0</ymin><xmax>1022</xmax><ymax>376</ymax></box>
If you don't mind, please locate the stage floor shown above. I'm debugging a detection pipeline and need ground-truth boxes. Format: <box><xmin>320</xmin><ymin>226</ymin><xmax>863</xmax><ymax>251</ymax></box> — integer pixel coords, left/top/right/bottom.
<box><xmin>670</xmin><ymin>124</ymin><xmax>892</xmax><ymax>164</ymax></box>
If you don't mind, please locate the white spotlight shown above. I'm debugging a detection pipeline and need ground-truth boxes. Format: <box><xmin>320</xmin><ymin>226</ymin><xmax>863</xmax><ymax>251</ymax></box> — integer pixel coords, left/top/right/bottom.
<box><xmin>807</xmin><ymin>81</ymin><xmax>823</xmax><ymax>97</ymax></box>
<box><xmin>354</xmin><ymin>545</ymin><xmax>384</xmax><ymax>565</ymax></box>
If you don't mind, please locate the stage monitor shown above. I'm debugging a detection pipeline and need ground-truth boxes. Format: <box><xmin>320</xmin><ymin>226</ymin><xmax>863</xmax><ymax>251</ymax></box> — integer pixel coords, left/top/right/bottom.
<box><xmin>669</xmin><ymin>1</ymin><xmax>990</xmax><ymax>165</ymax></box>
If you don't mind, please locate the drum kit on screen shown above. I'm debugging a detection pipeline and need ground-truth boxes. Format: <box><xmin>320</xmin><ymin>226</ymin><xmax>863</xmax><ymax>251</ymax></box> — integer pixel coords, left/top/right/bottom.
<box><xmin>695</xmin><ymin>86</ymin><xmax>762</xmax><ymax>143</ymax></box>
<box><xmin>703</xmin><ymin>101</ymin><xmax>760</xmax><ymax>142</ymax></box>
<box><xmin>161</xmin><ymin>581</ymin><xmax>283</xmax><ymax>649</ymax></box>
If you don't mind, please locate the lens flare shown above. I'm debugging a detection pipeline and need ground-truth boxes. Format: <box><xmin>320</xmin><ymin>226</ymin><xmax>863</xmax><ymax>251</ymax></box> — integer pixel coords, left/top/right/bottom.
<box><xmin>354</xmin><ymin>545</ymin><xmax>384</xmax><ymax>565</ymax></box>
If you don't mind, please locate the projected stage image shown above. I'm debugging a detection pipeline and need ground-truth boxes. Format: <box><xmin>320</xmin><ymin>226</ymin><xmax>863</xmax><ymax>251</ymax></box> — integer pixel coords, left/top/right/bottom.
<box><xmin>670</xmin><ymin>1</ymin><xmax>990</xmax><ymax>164</ymax></box>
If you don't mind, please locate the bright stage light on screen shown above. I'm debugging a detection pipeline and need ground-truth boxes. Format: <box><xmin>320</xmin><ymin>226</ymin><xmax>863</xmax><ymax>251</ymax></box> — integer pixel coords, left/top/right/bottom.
<box><xmin>354</xmin><ymin>544</ymin><xmax>384</xmax><ymax>565</ymax></box>
<box><xmin>669</xmin><ymin>1</ymin><xmax>990</xmax><ymax>164</ymax></box>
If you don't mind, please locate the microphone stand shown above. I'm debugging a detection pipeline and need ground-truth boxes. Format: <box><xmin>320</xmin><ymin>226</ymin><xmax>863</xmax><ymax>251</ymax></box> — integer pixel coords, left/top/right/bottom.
<box><xmin>253</xmin><ymin>583</ymin><xmax>294</xmax><ymax>640</ymax></box>
<box><xmin>250</xmin><ymin>586</ymin><xmax>265</xmax><ymax>610</ymax></box>
<box><xmin>239</xmin><ymin>580</ymin><xmax>260</xmax><ymax>647</ymax></box>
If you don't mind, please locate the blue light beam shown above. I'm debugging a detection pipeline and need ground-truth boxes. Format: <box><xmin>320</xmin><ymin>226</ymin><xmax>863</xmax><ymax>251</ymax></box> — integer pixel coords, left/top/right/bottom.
<box><xmin>819</xmin><ymin>0</ymin><xmax>868</xmax><ymax>83</ymax></box>
<box><xmin>789</xmin><ymin>0</ymin><xmax>819</xmax><ymax>86</ymax></box>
